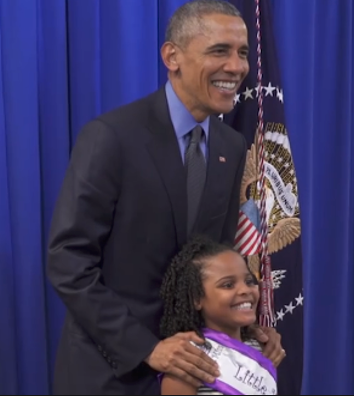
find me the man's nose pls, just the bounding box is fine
[224,52,248,74]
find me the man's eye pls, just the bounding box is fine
[239,50,249,58]
[214,49,227,55]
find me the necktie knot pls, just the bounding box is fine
[190,125,203,145]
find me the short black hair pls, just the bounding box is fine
[160,235,238,339]
[165,0,242,48]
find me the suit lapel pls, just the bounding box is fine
[146,88,187,247]
[145,89,231,244]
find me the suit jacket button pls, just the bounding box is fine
[103,351,107,358]
[107,357,112,364]
[112,362,117,369]
[98,345,103,352]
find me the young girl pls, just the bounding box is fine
[159,235,277,395]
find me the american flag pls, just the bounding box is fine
[224,1,304,394]
[234,210,261,256]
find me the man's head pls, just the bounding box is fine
[161,0,250,121]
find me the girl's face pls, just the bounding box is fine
[196,250,259,339]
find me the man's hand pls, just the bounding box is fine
[248,324,286,367]
[145,332,220,388]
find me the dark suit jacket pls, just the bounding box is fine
[47,87,247,395]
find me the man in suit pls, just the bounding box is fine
[47,1,285,395]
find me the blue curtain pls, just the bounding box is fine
[0,0,352,394]
[272,1,354,394]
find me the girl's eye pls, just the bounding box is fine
[246,276,259,286]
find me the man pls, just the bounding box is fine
[47,1,285,394]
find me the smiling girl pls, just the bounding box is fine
[159,235,277,395]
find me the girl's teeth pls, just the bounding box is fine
[233,302,252,310]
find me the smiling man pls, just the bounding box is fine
[161,5,249,121]
[47,1,284,395]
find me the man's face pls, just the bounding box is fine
[172,14,249,119]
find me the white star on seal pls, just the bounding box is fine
[295,293,304,306]
[277,309,285,321]
[276,88,284,103]
[242,87,254,100]
[264,82,276,96]
[285,302,295,314]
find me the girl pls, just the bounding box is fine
[159,235,277,395]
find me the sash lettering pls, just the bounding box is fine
[196,329,277,395]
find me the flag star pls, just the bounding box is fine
[277,309,285,321]
[295,293,304,306]
[263,82,276,96]
[285,302,295,314]
[234,93,241,104]
[254,84,262,97]
[276,88,284,103]
[243,87,254,100]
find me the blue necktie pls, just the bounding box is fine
[185,125,206,236]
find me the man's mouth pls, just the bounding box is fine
[212,80,238,91]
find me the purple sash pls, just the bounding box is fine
[197,328,277,395]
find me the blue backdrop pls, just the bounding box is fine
[0,0,353,394]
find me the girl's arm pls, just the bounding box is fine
[161,374,198,395]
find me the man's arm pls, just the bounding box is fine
[248,326,286,367]
[47,119,159,377]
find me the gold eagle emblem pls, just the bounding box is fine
[240,137,301,276]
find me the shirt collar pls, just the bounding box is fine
[165,80,210,140]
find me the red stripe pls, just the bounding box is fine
[234,220,251,245]
[240,229,258,254]
[244,233,262,256]
[236,222,253,245]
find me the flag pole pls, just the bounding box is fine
[255,0,276,327]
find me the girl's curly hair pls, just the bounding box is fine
[160,235,237,339]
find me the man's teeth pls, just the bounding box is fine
[212,81,236,90]
[233,302,252,310]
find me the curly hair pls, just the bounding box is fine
[160,235,236,339]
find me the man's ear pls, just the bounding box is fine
[160,42,180,72]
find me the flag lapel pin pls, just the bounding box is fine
[219,156,226,163]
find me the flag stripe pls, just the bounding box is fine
[234,210,262,256]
